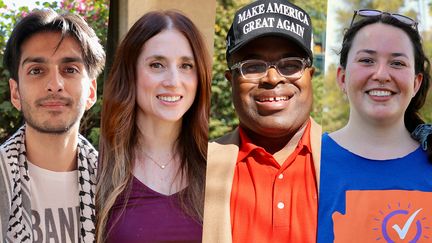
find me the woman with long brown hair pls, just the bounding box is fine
[95,10,211,242]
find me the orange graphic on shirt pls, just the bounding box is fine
[333,190,432,243]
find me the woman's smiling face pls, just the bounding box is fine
[338,23,422,124]
[135,29,198,125]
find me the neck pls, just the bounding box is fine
[134,118,185,195]
[24,124,79,172]
[137,118,181,154]
[331,113,419,159]
[242,121,308,165]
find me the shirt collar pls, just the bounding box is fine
[237,118,312,162]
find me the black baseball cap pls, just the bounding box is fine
[226,0,313,62]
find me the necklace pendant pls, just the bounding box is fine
[161,165,166,169]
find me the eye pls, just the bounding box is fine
[64,67,79,74]
[358,57,375,65]
[150,62,165,69]
[180,63,194,70]
[242,61,266,74]
[390,60,407,68]
[28,68,43,75]
[278,59,303,75]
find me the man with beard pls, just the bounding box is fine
[203,0,321,242]
[0,9,105,242]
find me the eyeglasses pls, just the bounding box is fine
[350,9,418,30]
[230,57,311,81]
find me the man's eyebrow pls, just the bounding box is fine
[21,56,84,68]
[21,57,46,67]
[281,52,306,58]
[241,54,261,61]
[240,52,305,61]
[61,57,84,64]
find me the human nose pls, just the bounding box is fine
[162,67,180,87]
[260,66,285,87]
[371,62,391,83]
[46,70,64,92]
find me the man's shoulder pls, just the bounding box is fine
[210,127,240,146]
[77,134,98,153]
[78,134,96,150]
[0,126,26,157]
[309,117,322,146]
[310,117,322,134]
[77,134,98,169]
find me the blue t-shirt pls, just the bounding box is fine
[318,133,432,243]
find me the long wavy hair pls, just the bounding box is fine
[339,14,432,162]
[96,10,211,242]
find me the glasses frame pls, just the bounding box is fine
[230,57,312,81]
[350,9,418,30]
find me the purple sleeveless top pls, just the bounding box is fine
[105,177,202,242]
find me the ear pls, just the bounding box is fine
[413,73,423,97]
[307,66,315,77]
[336,66,347,93]
[9,79,21,111]
[225,70,233,85]
[85,78,97,110]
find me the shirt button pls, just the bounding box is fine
[277,202,285,209]
[278,174,283,179]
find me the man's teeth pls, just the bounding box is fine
[157,96,181,102]
[258,96,289,102]
[368,90,392,97]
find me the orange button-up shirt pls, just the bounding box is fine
[230,120,317,243]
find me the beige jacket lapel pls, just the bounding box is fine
[310,118,322,192]
[203,129,239,243]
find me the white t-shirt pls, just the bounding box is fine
[28,162,80,243]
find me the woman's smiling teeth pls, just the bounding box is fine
[157,95,182,102]
[258,96,289,102]
[367,90,392,97]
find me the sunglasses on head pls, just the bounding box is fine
[350,9,418,30]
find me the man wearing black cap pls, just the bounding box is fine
[203,0,321,242]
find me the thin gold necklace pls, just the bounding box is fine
[141,150,173,169]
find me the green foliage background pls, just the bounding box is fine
[0,0,109,146]
[210,0,327,139]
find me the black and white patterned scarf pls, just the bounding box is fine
[1,126,98,242]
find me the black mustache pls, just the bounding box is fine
[35,95,73,106]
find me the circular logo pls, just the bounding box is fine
[381,209,422,242]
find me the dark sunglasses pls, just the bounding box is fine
[350,9,418,30]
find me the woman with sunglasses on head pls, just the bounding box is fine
[95,10,211,242]
[318,9,432,242]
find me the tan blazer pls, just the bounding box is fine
[202,118,322,242]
